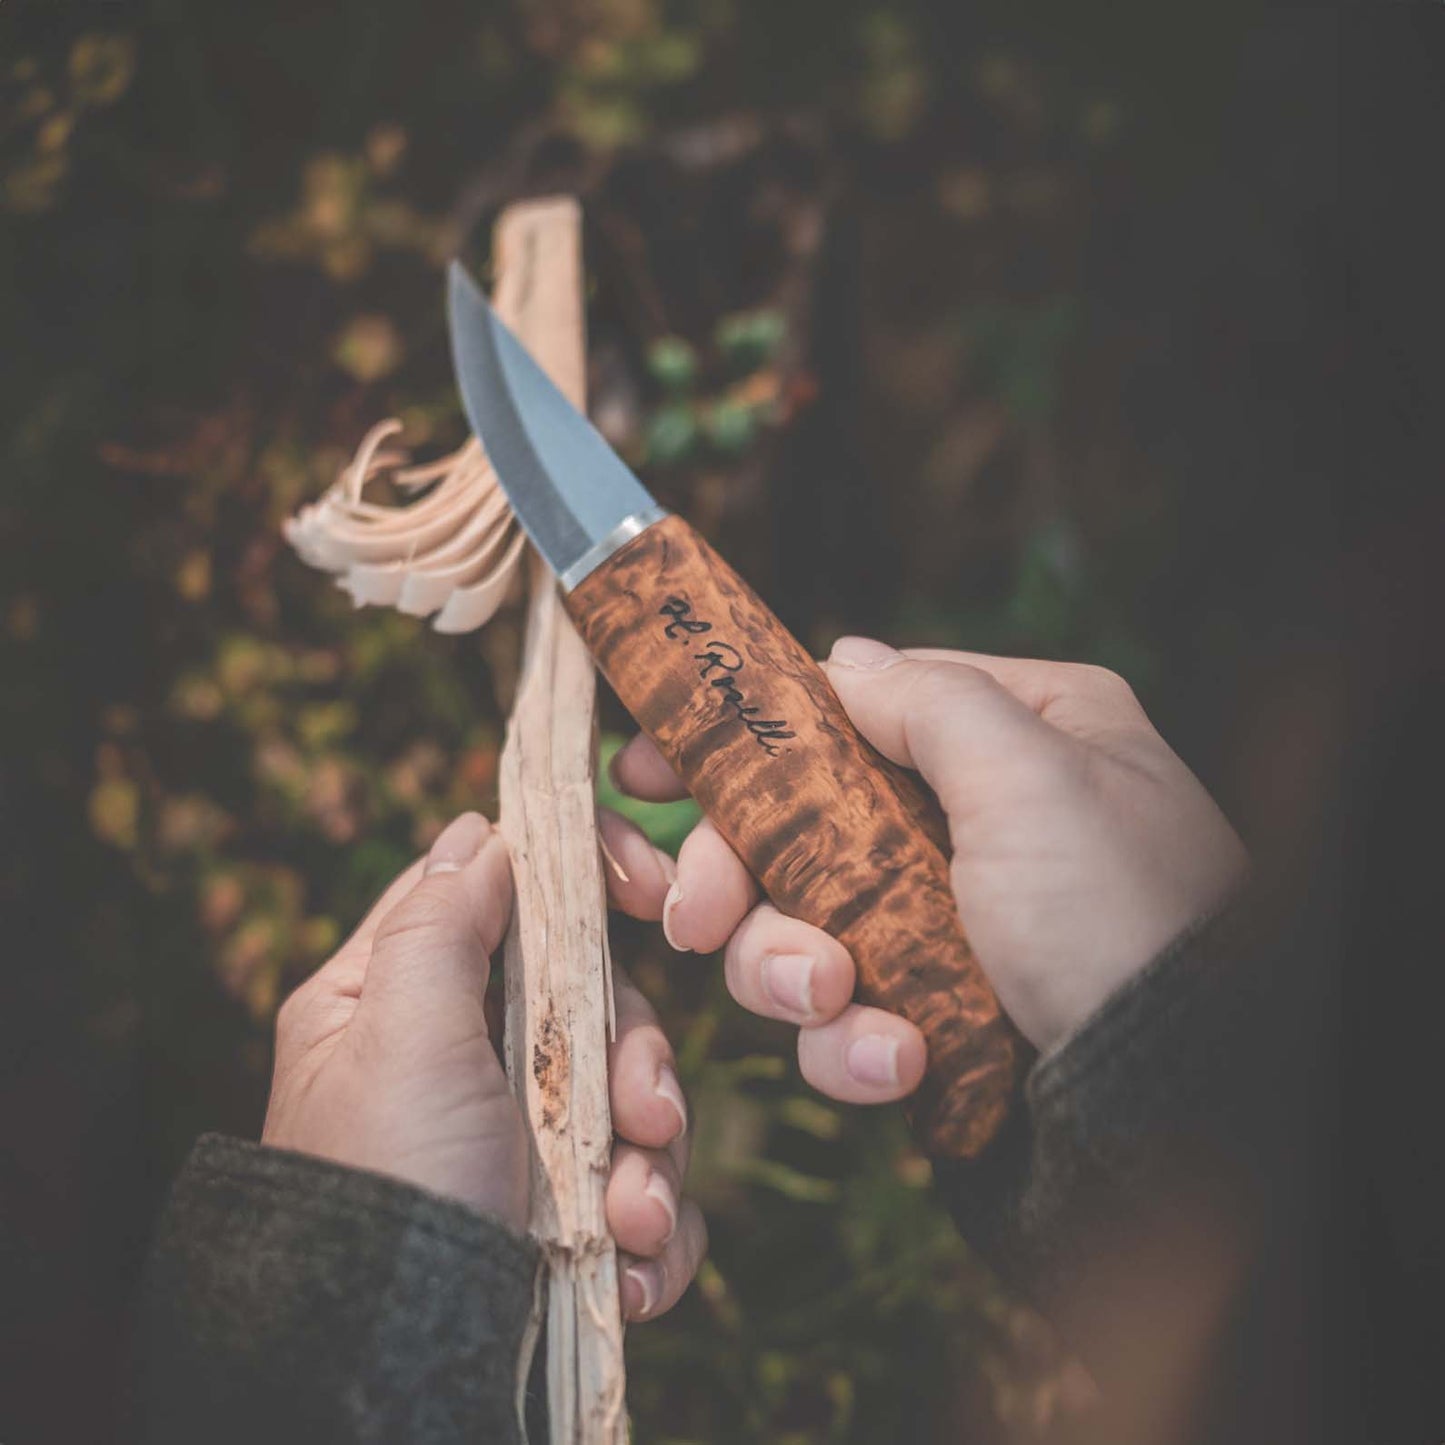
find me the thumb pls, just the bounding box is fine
[356,811,513,1043]
[824,636,1061,824]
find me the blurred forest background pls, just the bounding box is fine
[2,3,1435,1442]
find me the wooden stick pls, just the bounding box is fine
[492,199,628,1443]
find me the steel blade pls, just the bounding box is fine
[446,261,663,587]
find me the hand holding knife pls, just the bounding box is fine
[448,262,1026,1158]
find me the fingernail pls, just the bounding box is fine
[600,834,630,885]
[761,953,815,1018]
[846,1034,900,1088]
[625,1261,664,1319]
[661,881,691,952]
[424,812,490,875]
[643,1171,678,1243]
[654,1064,688,1138]
[657,850,678,886]
[828,636,901,671]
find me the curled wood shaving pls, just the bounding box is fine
[284,419,527,634]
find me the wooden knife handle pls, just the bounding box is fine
[565,514,1027,1158]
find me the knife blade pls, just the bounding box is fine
[447,260,1025,1158]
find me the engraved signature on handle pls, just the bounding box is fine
[659,596,796,756]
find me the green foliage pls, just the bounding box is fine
[647,335,699,393]
[645,401,700,466]
[714,309,787,373]
[598,733,701,855]
[639,310,790,469]
[701,398,756,456]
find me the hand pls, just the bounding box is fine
[600,640,1249,1102]
[262,812,706,1322]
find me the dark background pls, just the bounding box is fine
[2,4,1440,1440]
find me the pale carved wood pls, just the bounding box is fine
[493,198,628,1444]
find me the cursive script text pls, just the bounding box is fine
[659,596,795,756]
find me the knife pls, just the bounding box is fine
[447,261,1025,1159]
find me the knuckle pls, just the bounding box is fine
[1069,662,1137,703]
[795,1030,830,1089]
[907,659,996,717]
[613,974,660,1033]
[611,1138,644,1176]
[370,882,459,951]
[998,729,1090,804]
[667,1126,692,1178]
[722,910,762,975]
[907,660,962,705]
[722,950,749,1008]
[274,980,313,1041]
[812,946,855,1012]
[654,1147,684,1195]
[684,1201,709,1263]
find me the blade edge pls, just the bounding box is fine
[447,262,661,584]
[448,262,590,575]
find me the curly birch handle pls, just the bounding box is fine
[567,516,1027,1159]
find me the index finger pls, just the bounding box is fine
[895,648,1147,728]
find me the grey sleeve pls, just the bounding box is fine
[139,1134,543,1445]
[935,903,1277,1318]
